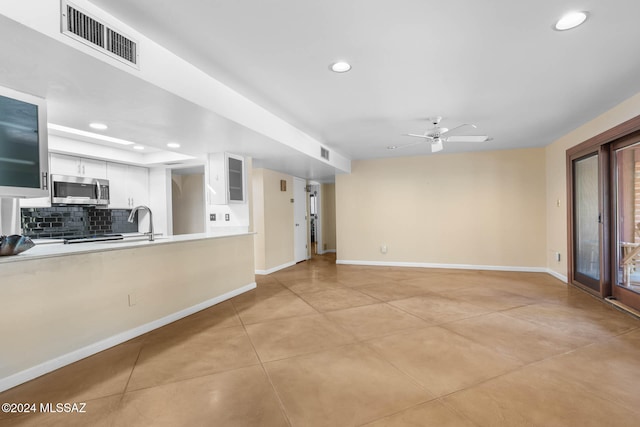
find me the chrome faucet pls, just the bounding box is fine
[128,205,154,241]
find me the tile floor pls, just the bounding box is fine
[1,254,640,426]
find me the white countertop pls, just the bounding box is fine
[0,231,255,263]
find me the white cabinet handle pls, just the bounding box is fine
[77,164,81,174]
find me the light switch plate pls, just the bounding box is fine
[210,214,216,221]
[225,213,230,221]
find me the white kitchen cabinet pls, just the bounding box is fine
[206,152,245,205]
[50,153,107,179]
[106,162,149,209]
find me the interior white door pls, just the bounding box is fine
[293,177,308,263]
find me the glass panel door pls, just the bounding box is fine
[613,142,640,310]
[573,153,601,291]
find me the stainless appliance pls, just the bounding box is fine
[51,174,110,206]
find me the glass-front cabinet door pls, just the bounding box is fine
[613,141,640,310]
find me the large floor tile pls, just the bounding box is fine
[502,302,638,343]
[146,301,241,339]
[356,281,429,301]
[232,293,317,324]
[265,343,432,427]
[335,271,390,287]
[532,328,640,415]
[298,287,379,312]
[401,274,486,294]
[324,303,429,340]
[0,395,121,427]
[446,286,538,310]
[444,363,640,427]
[115,366,289,426]
[367,326,522,397]
[389,294,491,325]
[442,312,589,363]
[127,325,259,390]
[363,400,477,427]
[279,277,346,294]
[231,281,294,305]
[245,314,356,362]
[0,340,141,411]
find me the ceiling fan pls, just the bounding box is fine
[389,116,490,153]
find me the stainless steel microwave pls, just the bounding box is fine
[51,174,110,206]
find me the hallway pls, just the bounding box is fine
[1,254,639,426]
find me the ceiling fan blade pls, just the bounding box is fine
[389,139,426,150]
[444,135,489,143]
[441,123,476,136]
[404,133,433,139]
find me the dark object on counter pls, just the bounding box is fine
[63,234,124,244]
[0,235,35,256]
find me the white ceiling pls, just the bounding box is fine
[3,1,640,180]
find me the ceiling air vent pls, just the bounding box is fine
[61,1,139,69]
[321,147,330,161]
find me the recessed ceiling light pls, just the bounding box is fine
[133,145,144,150]
[47,123,134,145]
[330,61,351,73]
[554,11,588,31]
[89,122,108,130]
[167,142,181,148]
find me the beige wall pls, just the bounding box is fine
[0,235,255,388]
[545,92,640,279]
[336,148,546,268]
[321,183,336,252]
[252,168,294,272]
[171,173,205,235]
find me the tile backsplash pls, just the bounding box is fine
[21,206,138,239]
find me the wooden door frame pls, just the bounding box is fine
[567,147,609,297]
[567,114,640,299]
[609,130,640,309]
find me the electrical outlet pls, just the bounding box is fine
[210,213,216,221]
[225,213,230,221]
[556,252,561,262]
[381,244,387,254]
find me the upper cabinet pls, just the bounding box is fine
[206,153,246,205]
[50,153,107,179]
[106,162,149,209]
[0,85,49,199]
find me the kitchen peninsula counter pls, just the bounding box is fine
[0,231,256,392]
[0,230,254,263]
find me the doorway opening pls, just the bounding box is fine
[309,183,321,257]
[171,166,205,235]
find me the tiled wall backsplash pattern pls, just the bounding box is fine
[21,206,138,238]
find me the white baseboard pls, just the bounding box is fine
[316,249,336,255]
[255,261,295,275]
[336,259,545,272]
[336,259,569,283]
[0,282,256,393]
[545,269,568,283]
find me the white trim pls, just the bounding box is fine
[255,261,296,275]
[336,259,547,273]
[0,282,256,393]
[336,259,570,283]
[545,268,568,283]
[322,249,337,254]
